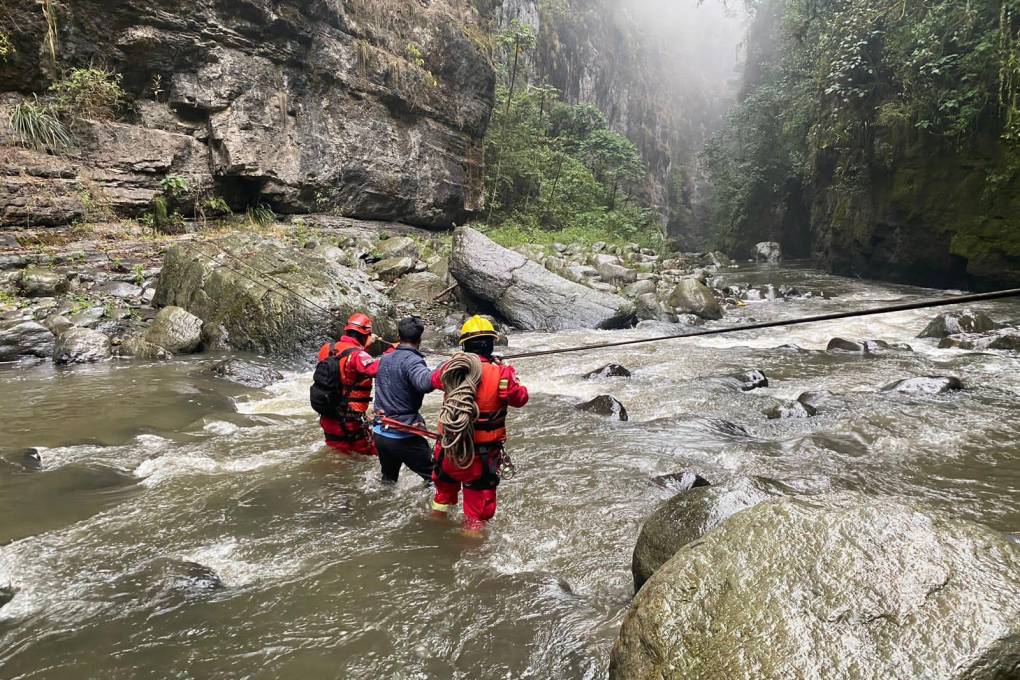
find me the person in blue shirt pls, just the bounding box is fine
[372,316,437,484]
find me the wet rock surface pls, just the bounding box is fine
[53,328,112,364]
[763,399,817,419]
[667,279,723,320]
[631,476,792,591]
[919,310,1000,338]
[208,359,284,389]
[144,306,204,355]
[651,471,712,493]
[753,241,782,264]
[0,319,54,361]
[575,395,629,421]
[614,493,1020,680]
[882,376,964,395]
[940,329,1020,351]
[583,363,632,379]
[450,227,636,331]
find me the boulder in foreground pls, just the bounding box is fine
[613,493,1020,680]
[450,227,635,331]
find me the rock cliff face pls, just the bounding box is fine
[0,0,494,228]
[480,0,742,242]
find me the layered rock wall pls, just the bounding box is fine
[0,0,495,228]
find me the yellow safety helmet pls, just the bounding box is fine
[459,315,498,344]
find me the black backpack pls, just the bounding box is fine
[310,347,356,418]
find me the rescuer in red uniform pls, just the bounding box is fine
[315,313,383,455]
[430,316,529,528]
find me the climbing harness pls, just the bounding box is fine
[437,352,484,469]
[502,287,1020,360]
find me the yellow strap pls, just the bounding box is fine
[432,501,452,512]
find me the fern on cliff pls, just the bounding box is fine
[8,97,72,153]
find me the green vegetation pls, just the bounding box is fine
[0,31,13,62]
[8,97,72,152]
[160,175,190,199]
[480,21,660,249]
[50,67,125,121]
[246,203,276,227]
[704,0,1020,255]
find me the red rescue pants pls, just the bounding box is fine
[432,446,500,526]
[320,416,376,456]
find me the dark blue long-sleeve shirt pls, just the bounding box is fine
[371,344,436,439]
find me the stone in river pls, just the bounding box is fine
[583,363,632,379]
[882,376,963,395]
[53,327,112,364]
[575,395,629,421]
[918,310,999,339]
[208,359,284,388]
[763,399,816,419]
[651,470,711,493]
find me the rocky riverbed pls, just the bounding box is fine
[3,227,1020,678]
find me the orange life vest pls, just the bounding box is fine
[473,362,509,445]
[321,342,373,416]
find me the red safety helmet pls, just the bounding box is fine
[344,312,373,335]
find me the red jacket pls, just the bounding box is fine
[318,335,382,379]
[430,355,529,407]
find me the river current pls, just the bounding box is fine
[2,263,1019,679]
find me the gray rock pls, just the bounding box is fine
[707,251,731,267]
[634,292,677,323]
[375,236,420,261]
[450,227,635,331]
[667,279,723,320]
[372,256,416,282]
[598,262,638,284]
[882,376,963,395]
[70,307,106,328]
[918,310,999,338]
[98,281,143,299]
[797,390,840,411]
[753,241,782,264]
[632,476,792,591]
[622,279,657,298]
[940,329,1020,351]
[575,395,629,421]
[43,314,73,336]
[390,271,447,302]
[208,359,284,388]
[53,328,112,364]
[0,585,13,609]
[144,306,204,354]
[583,364,632,379]
[154,236,394,355]
[763,399,816,419]
[731,369,768,391]
[119,336,173,361]
[613,493,1020,680]
[0,319,55,360]
[827,337,868,352]
[18,268,69,297]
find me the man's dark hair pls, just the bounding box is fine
[398,316,425,344]
[463,336,495,358]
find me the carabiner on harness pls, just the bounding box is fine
[497,449,517,480]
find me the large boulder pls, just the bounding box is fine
[918,310,999,339]
[144,306,205,354]
[667,279,723,320]
[0,319,55,360]
[753,241,782,264]
[375,236,420,261]
[631,476,791,591]
[53,328,112,364]
[372,256,416,282]
[575,395,629,421]
[154,236,394,355]
[450,227,635,331]
[613,493,1020,680]
[390,272,447,302]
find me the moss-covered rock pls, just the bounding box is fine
[613,493,1020,680]
[154,236,395,355]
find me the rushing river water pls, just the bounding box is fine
[2,263,1020,679]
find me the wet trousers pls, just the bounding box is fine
[432,446,501,525]
[320,416,376,456]
[373,434,434,483]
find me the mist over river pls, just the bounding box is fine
[2,263,1020,679]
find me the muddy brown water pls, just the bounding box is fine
[2,263,1020,679]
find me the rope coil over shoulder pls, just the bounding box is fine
[438,352,483,469]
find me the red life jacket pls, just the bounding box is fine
[320,342,373,416]
[473,362,509,445]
